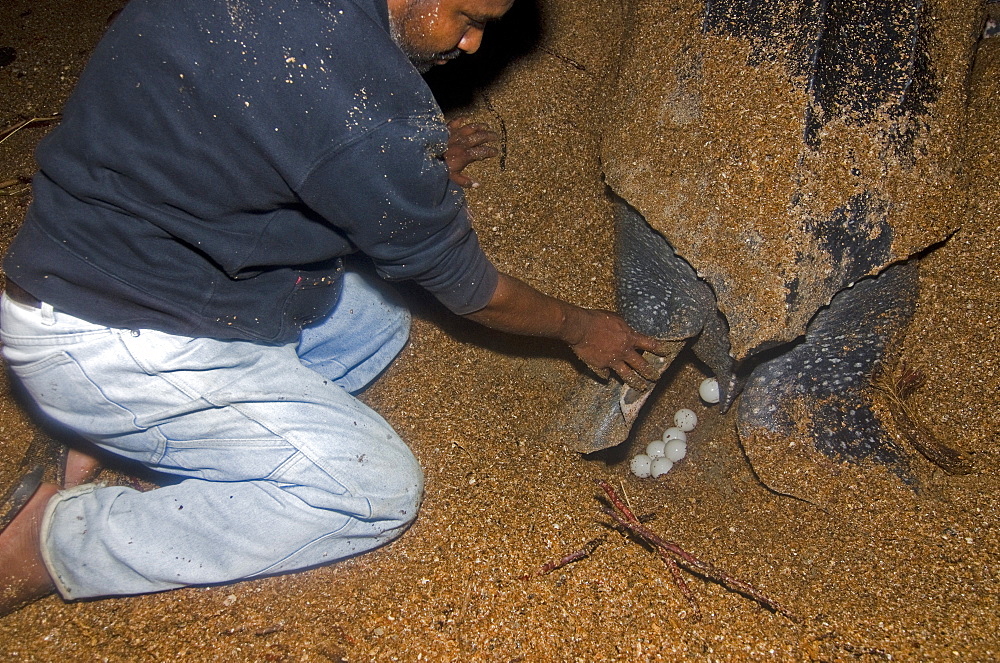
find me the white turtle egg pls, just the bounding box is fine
[674,408,698,432]
[662,427,688,443]
[664,438,687,462]
[630,454,652,478]
[651,457,674,478]
[699,377,720,404]
[646,440,667,459]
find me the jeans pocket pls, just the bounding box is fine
[8,350,141,441]
[155,421,297,482]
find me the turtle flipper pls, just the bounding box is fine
[614,196,713,341]
[615,196,753,411]
[552,346,684,454]
[552,196,716,454]
[737,260,920,499]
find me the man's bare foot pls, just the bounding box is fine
[0,482,58,616]
[63,447,102,489]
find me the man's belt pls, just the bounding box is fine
[4,281,42,308]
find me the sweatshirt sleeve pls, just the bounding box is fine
[296,115,498,314]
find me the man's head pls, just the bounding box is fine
[388,0,514,73]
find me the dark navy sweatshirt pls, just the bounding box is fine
[4,0,499,342]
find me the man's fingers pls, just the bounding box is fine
[590,365,611,381]
[612,361,651,392]
[449,173,473,188]
[446,144,497,167]
[629,351,663,382]
[635,334,681,356]
[449,119,490,133]
[447,117,493,137]
[445,144,499,181]
[464,144,499,161]
[453,129,499,148]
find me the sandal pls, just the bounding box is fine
[0,431,66,534]
[0,466,44,535]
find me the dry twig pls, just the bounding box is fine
[521,536,605,580]
[0,177,31,196]
[1,114,61,196]
[875,363,974,474]
[0,114,61,146]
[596,480,797,622]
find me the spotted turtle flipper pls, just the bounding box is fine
[737,260,921,500]
[614,197,744,411]
[550,197,703,454]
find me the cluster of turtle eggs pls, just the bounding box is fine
[629,377,720,479]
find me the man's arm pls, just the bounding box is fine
[463,272,668,389]
[442,121,663,383]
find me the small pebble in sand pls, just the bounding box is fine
[630,453,652,478]
[699,377,720,404]
[662,426,687,443]
[674,408,698,432]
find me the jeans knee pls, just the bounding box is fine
[368,442,423,528]
[392,312,411,356]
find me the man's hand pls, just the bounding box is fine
[463,273,670,390]
[444,117,499,188]
[561,307,670,389]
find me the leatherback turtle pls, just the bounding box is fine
[555,0,982,494]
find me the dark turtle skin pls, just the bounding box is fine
[554,0,984,490]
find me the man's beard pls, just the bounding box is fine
[410,47,462,73]
[389,2,463,73]
[411,47,462,73]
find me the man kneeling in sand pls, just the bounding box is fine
[0,0,664,614]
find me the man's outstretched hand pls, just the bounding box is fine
[463,273,672,390]
[444,117,499,188]
[560,307,671,389]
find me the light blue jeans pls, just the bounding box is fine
[0,269,422,600]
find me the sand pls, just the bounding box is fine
[1,0,999,660]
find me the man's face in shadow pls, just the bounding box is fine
[388,0,514,73]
